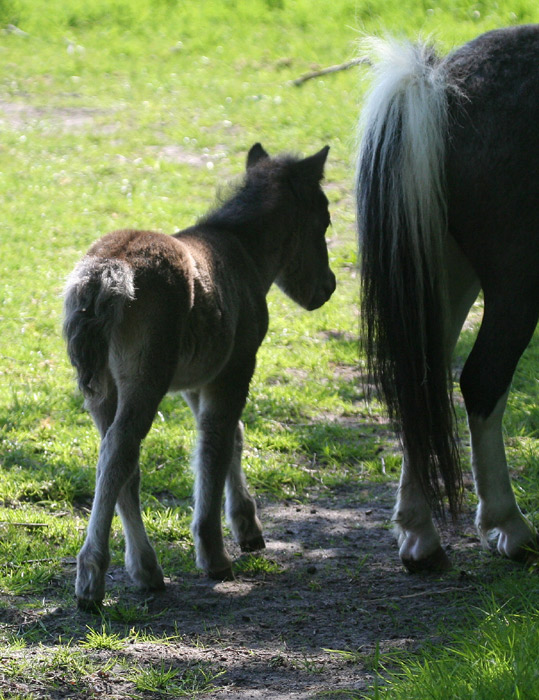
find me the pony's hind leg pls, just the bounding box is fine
[394,458,451,571]
[225,421,265,552]
[461,294,539,561]
[396,238,480,571]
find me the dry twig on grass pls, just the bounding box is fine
[293,57,370,86]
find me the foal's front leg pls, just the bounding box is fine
[186,379,255,580]
[191,418,236,579]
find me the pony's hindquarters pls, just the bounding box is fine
[444,26,539,560]
[357,27,539,569]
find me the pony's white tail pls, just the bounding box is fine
[357,38,462,516]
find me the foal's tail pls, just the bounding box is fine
[356,38,462,517]
[63,257,135,396]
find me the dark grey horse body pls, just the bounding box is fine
[357,26,538,569]
[64,144,335,609]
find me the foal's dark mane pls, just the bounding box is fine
[199,154,301,234]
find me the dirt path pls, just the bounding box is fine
[3,479,494,699]
[142,485,483,698]
[1,479,491,699]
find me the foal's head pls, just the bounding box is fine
[247,143,336,311]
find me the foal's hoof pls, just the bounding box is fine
[240,535,266,553]
[208,566,235,581]
[132,568,166,592]
[148,577,167,592]
[511,535,539,565]
[77,597,104,614]
[402,546,452,574]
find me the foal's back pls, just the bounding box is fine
[85,225,268,392]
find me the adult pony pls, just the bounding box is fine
[64,143,335,609]
[357,25,538,570]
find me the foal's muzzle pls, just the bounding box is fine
[307,269,336,310]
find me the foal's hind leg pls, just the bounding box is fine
[225,421,265,552]
[461,294,538,561]
[77,385,166,609]
[116,464,165,591]
[396,238,480,571]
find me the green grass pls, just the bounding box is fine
[1,1,539,698]
[366,585,539,700]
[130,661,222,696]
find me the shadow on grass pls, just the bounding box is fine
[0,474,521,644]
[1,468,534,699]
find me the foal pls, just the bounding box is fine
[357,26,538,570]
[64,143,335,609]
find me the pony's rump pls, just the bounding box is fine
[356,37,461,515]
[63,256,135,395]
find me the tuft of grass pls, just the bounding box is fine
[130,661,223,696]
[80,624,127,650]
[234,553,284,576]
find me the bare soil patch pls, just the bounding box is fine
[0,100,117,132]
[1,477,504,699]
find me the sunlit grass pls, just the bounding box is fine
[366,592,539,700]
[130,661,223,697]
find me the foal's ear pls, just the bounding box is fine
[292,145,330,181]
[247,143,270,170]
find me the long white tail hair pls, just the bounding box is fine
[356,37,462,515]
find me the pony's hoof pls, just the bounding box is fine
[208,566,235,581]
[77,597,103,614]
[240,535,266,553]
[402,546,452,573]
